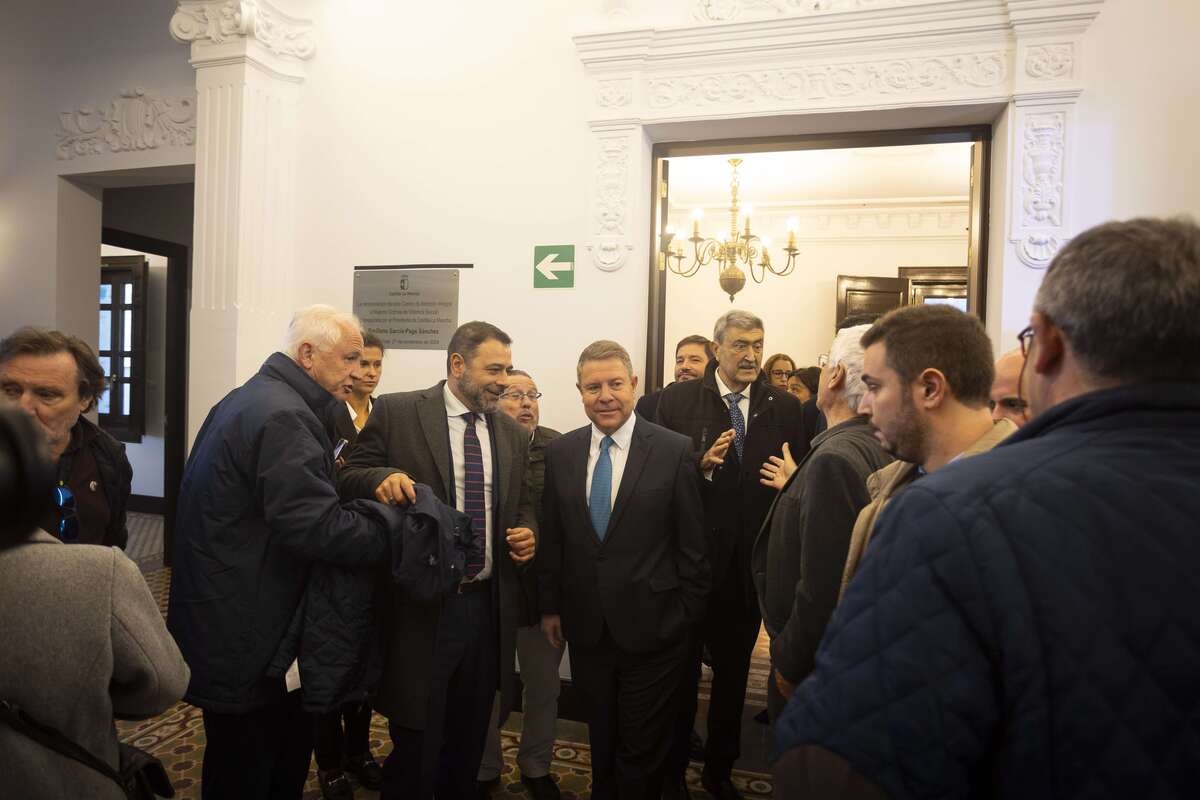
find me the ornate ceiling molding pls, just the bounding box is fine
[692,0,922,24]
[170,0,315,61]
[57,88,196,160]
[645,52,1008,110]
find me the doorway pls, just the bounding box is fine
[100,226,189,567]
[645,126,990,389]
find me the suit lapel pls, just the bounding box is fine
[569,428,593,531]
[417,383,453,500]
[486,411,505,522]
[603,422,652,542]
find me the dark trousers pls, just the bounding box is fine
[572,626,689,800]
[380,585,497,800]
[314,700,373,770]
[667,565,762,781]
[201,691,313,800]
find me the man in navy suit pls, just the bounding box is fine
[538,340,710,800]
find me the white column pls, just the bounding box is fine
[170,0,314,445]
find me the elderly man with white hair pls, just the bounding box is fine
[167,304,390,800]
[750,322,894,721]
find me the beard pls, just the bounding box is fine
[881,393,929,464]
[459,371,501,413]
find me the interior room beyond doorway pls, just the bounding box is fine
[657,138,978,383]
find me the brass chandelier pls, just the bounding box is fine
[660,158,800,302]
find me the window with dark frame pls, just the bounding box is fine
[99,255,148,443]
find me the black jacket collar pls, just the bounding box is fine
[261,352,340,420]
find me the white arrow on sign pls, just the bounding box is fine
[535,253,573,281]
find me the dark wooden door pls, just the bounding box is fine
[836,275,910,326]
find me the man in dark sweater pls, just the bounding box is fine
[751,322,892,721]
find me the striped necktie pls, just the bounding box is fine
[461,412,486,578]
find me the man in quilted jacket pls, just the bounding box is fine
[774,216,1200,799]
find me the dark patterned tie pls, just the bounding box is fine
[725,392,746,461]
[461,412,486,578]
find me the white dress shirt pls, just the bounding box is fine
[714,370,751,434]
[585,412,637,510]
[345,398,373,433]
[444,384,494,580]
[706,371,752,480]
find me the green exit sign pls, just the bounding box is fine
[533,245,575,288]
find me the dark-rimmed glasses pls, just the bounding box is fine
[1018,325,1035,357]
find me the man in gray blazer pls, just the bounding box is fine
[339,321,536,800]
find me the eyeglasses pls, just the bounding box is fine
[1018,325,1035,357]
[54,484,78,543]
[989,397,1029,413]
[768,369,790,379]
[817,353,830,368]
[499,391,543,402]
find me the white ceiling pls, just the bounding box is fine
[667,142,974,208]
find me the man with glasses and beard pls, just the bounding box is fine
[656,310,807,800]
[339,321,537,800]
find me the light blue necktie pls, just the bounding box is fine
[725,392,746,461]
[589,435,614,540]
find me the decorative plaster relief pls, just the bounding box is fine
[57,88,196,160]
[170,0,315,59]
[591,134,634,271]
[693,0,912,23]
[1021,111,1064,228]
[597,79,633,108]
[1025,43,1074,80]
[646,53,1007,109]
[1013,110,1067,269]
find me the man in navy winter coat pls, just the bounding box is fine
[774,217,1200,799]
[168,305,389,800]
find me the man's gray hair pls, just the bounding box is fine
[829,323,872,412]
[1034,217,1200,383]
[284,305,362,359]
[712,310,765,344]
[576,340,633,382]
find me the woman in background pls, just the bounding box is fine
[760,353,796,390]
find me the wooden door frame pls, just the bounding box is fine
[645,124,991,390]
[102,227,189,565]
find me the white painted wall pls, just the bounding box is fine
[986,0,1200,351]
[289,0,620,434]
[0,0,194,351]
[101,245,167,498]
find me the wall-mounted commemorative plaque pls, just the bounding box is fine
[352,265,465,350]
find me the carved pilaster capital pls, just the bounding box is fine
[171,0,315,61]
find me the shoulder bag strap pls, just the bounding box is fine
[0,699,128,792]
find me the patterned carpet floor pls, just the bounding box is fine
[121,523,775,798]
